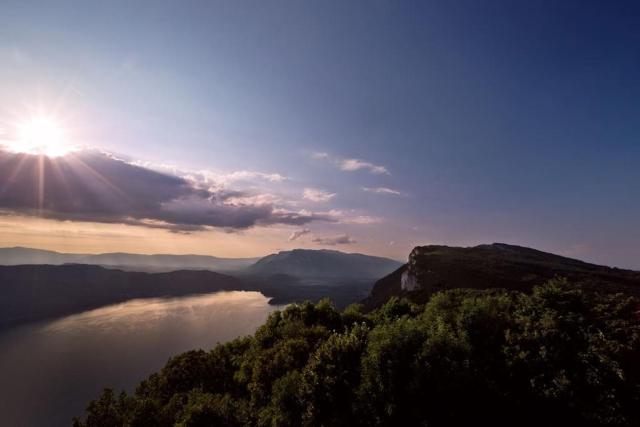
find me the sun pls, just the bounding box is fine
[5,116,76,157]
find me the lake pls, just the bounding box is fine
[0,291,281,427]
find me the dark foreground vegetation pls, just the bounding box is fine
[366,243,640,309]
[75,279,639,427]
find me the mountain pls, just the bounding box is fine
[0,264,246,326]
[0,247,258,272]
[365,243,640,308]
[0,247,401,279]
[246,249,403,279]
[0,248,402,326]
[0,247,85,265]
[80,252,259,272]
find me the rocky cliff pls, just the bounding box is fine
[364,243,640,308]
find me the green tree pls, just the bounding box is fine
[300,324,369,426]
[74,282,640,427]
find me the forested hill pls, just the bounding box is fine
[0,265,244,326]
[74,279,640,426]
[246,249,402,279]
[365,243,640,308]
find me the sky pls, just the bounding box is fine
[0,0,639,267]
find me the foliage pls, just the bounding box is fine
[74,281,640,427]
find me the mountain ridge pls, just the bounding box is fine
[0,247,259,272]
[0,247,401,276]
[246,248,403,279]
[0,248,405,325]
[364,242,640,308]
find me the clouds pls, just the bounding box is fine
[363,187,403,196]
[341,215,382,224]
[291,209,381,225]
[312,152,389,175]
[287,228,356,245]
[339,158,388,175]
[0,149,334,231]
[303,188,336,203]
[0,144,396,250]
[288,228,310,242]
[312,234,356,245]
[208,170,287,184]
[311,152,330,160]
[130,161,288,188]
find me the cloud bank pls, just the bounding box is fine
[312,234,356,245]
[286,228,357,246]
[0,149,335,231]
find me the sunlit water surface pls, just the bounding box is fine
[0,291,281,427]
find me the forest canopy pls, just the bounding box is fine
[74,279,640,427]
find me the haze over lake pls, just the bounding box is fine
[0,291,280,427]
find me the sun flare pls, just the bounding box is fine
[5,116,76,157]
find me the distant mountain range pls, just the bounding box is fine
[0,247,259,272]
[364,243,640,308]
[245,249,403,279]
[0,247,403,325]
[0,247,402,278]
[10,243,635,325]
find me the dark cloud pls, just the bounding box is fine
[288,228,311,242]
[311,234,356,245]
[0,149,333,231]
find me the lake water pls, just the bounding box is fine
[0,291,281,427]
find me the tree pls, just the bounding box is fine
[74,282,640,427]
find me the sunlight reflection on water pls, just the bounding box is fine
[43,291,273,334]
[0,291,282,427]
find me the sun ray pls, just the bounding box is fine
[66,154,135,207]
[48,156,74,203]
[0,151,30,195]
[37,154,45,214]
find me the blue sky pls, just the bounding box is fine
[0,1,639,267]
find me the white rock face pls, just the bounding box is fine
[401,269,419,291]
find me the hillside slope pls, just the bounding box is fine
[365,243,640,308]
[0,265,245,325]
[75,281,640,427]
